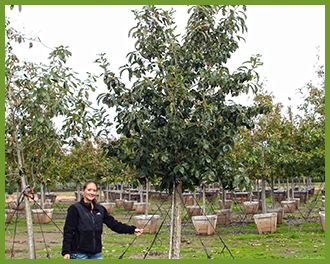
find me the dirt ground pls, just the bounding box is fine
[5,193,75,259]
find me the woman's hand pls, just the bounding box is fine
[63,254,70,259]
[134,228,143,237]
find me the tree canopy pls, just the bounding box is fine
[97,5,270,192]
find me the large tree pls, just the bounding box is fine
[97,5,267,258]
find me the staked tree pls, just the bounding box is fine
[237,87,284,213]
[280,58,325,186]
[97,5,268,258]
[5,8,111,258]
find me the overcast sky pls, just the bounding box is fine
[6,5,325,137]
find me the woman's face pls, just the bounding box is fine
[83,183,97,203]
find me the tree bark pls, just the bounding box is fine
[21,175,36,259]
[271,174,276,210]
[172,180,182,259]
[291,177,295,199]
[286,178,290,200]
[202,184,206,216]
[261,176,267,214]
[40,181,45,209]
[16,143,36,258]
[99,182,102,202]
[145,179,149,217]
[168,181,175,259]
[120,182,123,200]
[222,182,226,209]
[76,182,81,201]
[193,189,197,206]
[139,184,143,202]
[106,178,109,203]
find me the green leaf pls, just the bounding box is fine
[37,116,44,123]
[73,140,81,148]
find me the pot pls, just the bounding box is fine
[218,200,233,209]
[243,201,259,214]
[31,209,54,224]
[214,209,233,226]
[281,200,296,213]
[267,207,284,224]
[253,213,277,234]
[100,202,116,214]
[123,200,135,211]
[134,202,150,214]
[114,199,126,208]
[5,209,15,223]
[186,206,202,218]
[133,215,160,234]
[192,215,217,235]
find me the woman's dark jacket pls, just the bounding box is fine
[62,199,136,256]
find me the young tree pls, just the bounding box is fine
[238,88,284,213]
[294,60,325,181]
[97,5,267,258]
[5,9,110,258]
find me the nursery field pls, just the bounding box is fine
[5,189,325,259]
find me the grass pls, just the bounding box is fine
[5,191,325,259]
[96,222,324,259]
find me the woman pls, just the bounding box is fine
[62,180,143,259]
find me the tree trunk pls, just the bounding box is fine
[106,178,109,203]
[9,82,36,258]
[168,181,175,259]
[202,184,206,216]
[193,189,197,206]
[222,182,226,209]
[128,186,131,201]
[17,144,36,258]
[76,182,81,201]
[257,180,260,200]
[120,182,123,200]
[21,175,36,259]
[271,175,276,210]
[286,178,290,200]
[172,180,182,259]
[145,179,149,217]
[278,178,281,190]
[99,182,102,202]
[261,176,267,214]
[291,177,295,199]
[40,181,45,209]
[139,184,143,202]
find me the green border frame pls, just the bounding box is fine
[3,2,327,263]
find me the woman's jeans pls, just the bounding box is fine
[70,252,103,259]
